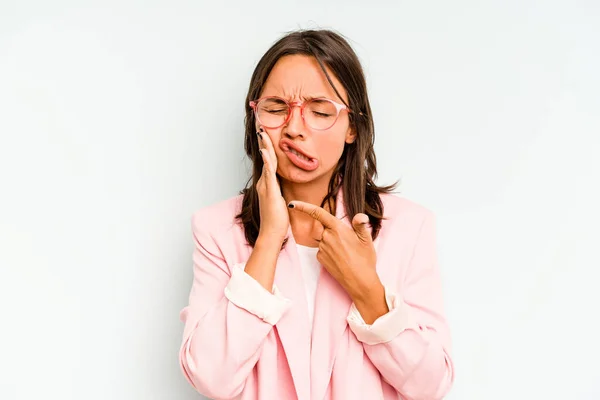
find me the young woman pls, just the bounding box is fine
[179,29,454,400]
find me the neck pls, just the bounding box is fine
[280,174,336,226]
[280,180,327,206]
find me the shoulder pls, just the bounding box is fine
[191,193,245,238]
[375,194,439,270]
[379,192,436,230]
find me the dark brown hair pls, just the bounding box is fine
[236,29,399,247]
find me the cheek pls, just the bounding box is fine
[316,135,346,164]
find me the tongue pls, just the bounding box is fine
[287,149,318,171]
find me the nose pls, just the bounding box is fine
[284,102,304,138]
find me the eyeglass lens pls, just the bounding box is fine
[256,98,339,130]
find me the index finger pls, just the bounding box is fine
[288,200,340,229]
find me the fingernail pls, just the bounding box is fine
[288,203,294,208]
[256,131,262,140]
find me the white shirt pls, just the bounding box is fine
[295,244,322,331]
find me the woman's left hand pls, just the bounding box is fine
[288,200,381,302]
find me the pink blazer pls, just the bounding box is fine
[179,187,454,400]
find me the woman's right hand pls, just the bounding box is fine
[256,126,289,244]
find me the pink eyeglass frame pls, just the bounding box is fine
[249,95,354,131]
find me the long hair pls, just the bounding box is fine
[236,29,399,247]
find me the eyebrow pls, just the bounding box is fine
[300,94,321,100]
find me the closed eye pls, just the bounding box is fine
[266,108,288,114]
[312,111,333,117]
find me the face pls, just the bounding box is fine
[257,54,356,185]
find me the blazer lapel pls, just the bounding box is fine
[275,184,381,400]
[309,265,352,400]
[309,187,378,400]
[274,227,311,400]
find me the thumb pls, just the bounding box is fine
[352,213,372,243]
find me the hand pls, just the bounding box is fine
[256,126,289,244]
[288,200,380,300]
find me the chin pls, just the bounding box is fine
[278,165,334,186]
[279,170,317,184]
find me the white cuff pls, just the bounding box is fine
[224,263,291,325]
[347,286,419,345]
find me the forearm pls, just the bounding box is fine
[181,250,291,399]
[243,235,284,291]
[362,328,453,400]
[180,295,277,399]
[347,290,453,399]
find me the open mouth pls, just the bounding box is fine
[288,148,312,162]
[279,140,319,171]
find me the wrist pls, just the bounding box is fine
[347,271,381,302]
[256,234,285,250]
[245,234,284,292]
[351,280,389,324]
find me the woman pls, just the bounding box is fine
[179,29,454,400]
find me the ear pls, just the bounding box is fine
[345,126,357,144]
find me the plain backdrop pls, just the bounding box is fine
[1,1,599,399]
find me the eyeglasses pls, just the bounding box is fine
[249,96,352,131]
